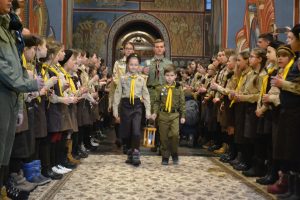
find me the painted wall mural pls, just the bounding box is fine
[74,0,139,10]
[73,12,126,59]
[151,13,203,56]
[141,0,204,12]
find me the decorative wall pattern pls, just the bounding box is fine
[151,13,203,56]
[74,0,139,10]
[73,12,126,60]
[141,0,204,12]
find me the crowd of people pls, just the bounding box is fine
[0,0,300,199]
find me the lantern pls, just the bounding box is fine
[143,126,157,148]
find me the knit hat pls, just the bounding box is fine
[291,24,300,40]
[277,45,296,58]
[59,50,73,66]
[268,40,285,50]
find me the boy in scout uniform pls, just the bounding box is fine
[144,39,172,152]
[152,65,186,165]
[0,1,44,197]
[113,53,151,166]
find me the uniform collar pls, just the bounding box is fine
[242,67,251,76]
[0,14,10,30]
[153,56,164,61]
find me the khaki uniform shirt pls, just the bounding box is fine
[145,57,173,87]
[113,72,151,117]
[153,82,186,118]
[113,57,126,84]
[238,68,263,103]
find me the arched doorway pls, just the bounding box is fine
[114,21,163,64]
[106,13,171,70]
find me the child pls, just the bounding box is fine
[152,64,186,165]
[113,53,151,166]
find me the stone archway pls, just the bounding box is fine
[106,13,171,69]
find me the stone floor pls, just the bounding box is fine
[29,130,275,200]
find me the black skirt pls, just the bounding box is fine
[273,106,300,162]
[244,103,259,139]
[69,104,78,132]
[257,110,272,135]
[234,103,246,144]
[77,100,92,127]
[11,104,35,158]
[32,98,47,138]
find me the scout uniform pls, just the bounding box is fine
[145,56,173,108]
[153,82,186,160]
[113,72,151,151]
[0,15,38,166]
[273,50,300,163]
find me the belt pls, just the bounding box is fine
[160,108,178,113]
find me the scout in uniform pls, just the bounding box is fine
[211,49,236,155]
[210,54,238,161]
[152,64,186,165]
[109,42,134,150]
[113,53,151,166]
[233,48,267,175]
[144,39,172,152]
[267,25,300,196]
[0,2,43,196]
[255,41,284,185]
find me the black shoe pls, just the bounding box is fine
[220,153,236,163]
[162,157,169,165]
[61,161,77,169]
[208,144,221,152]
[229,152,242,166]
[172,154,179,165]
[233,162,250,171]
[78,149,88,158]
[125,149,133,164]
[257,174,279,185]
[42,169,63,180]
[132,149,141,166]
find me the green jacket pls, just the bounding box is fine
[0,15,38,93]
[0,15,38,111]
[153,82,186,118]
[145,57,172,87]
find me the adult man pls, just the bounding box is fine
[0,0,43,196]
[144,39,172,152]
[257,33,274,49]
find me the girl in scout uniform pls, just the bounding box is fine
[267,25,300,197]
[9,35,51,186]
[113,53,151,166]
[44,40,75,175]
[255,41,284,185]
[233,48,267,175]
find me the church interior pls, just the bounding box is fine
[0,0,300,200]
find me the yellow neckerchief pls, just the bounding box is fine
[48,64,64,96]
[229,68,250,107]
[22,54,27,69]
[129,74,137,105]
[165,83,176,112]
[259,64,276,98]
[57,65,77,94]
[282,58,295,80]
[41,63,49,82]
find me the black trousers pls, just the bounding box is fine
[119,98,143,150]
